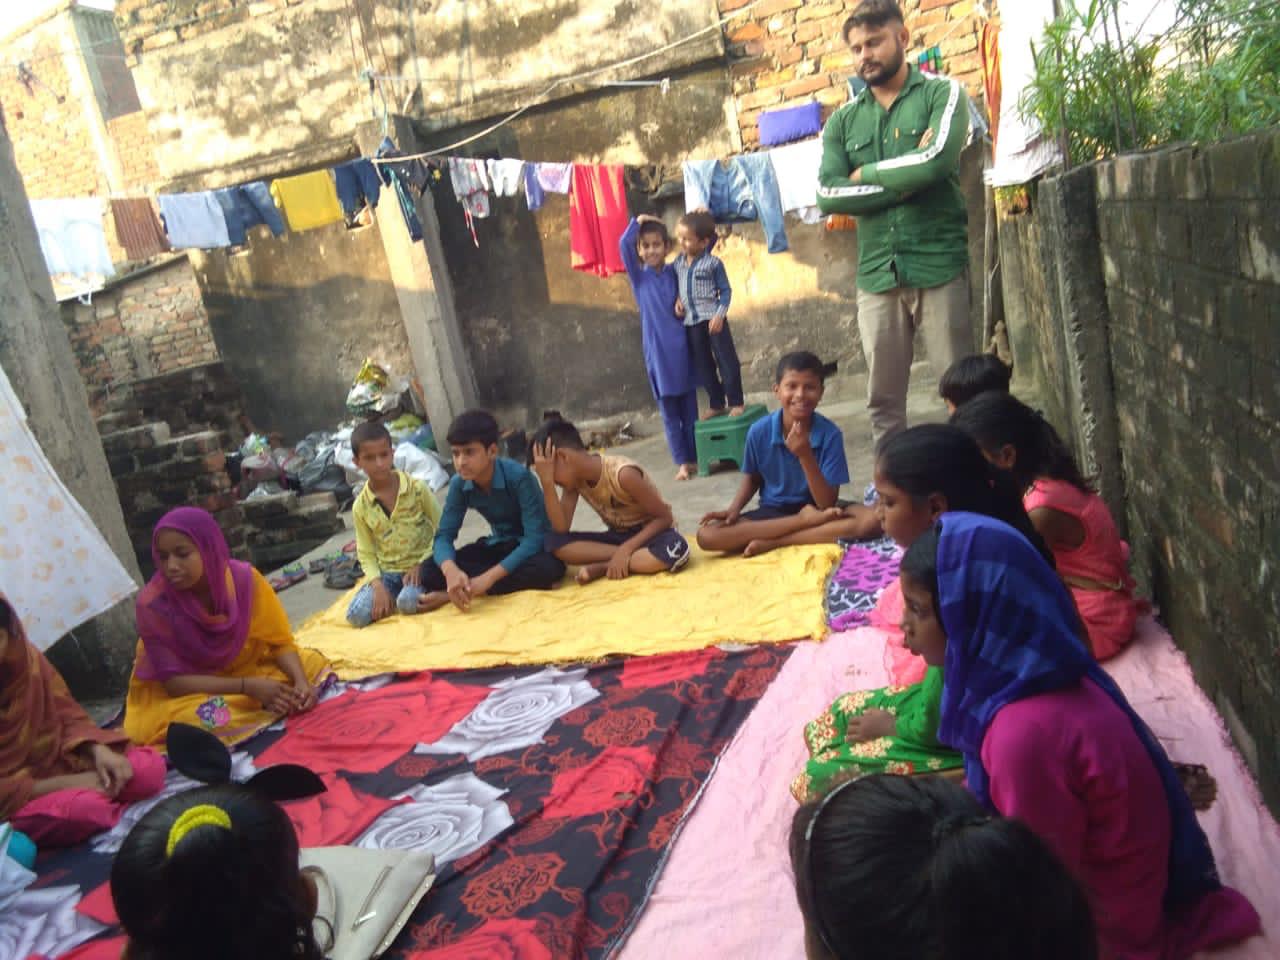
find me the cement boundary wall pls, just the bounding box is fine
[998,129,1280,813]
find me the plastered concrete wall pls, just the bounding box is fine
[420,67,868,427]
[998,130,1280,814]
[114,0,723,184]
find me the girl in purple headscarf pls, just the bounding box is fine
[123,508,331,747]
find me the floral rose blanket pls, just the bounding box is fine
[14,645,790,960]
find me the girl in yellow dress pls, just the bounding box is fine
[124,507,331,747]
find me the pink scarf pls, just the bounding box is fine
[134,507,255,681]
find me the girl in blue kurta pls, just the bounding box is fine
[619,215,699,480]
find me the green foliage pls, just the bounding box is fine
[1021,0,1280,165]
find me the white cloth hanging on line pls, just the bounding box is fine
[0,363,137,650]
[28,199,115,283]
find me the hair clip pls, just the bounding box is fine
[165,803,233,856]
[166,723,326,803]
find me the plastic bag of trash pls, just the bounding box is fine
[394,441,449,491]
[336,439,449,492]
[346,359,392,416]
[239,433,269,457]
[386,412,423,444]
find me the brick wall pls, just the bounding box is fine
[61,256,220,410]
[106,110,161,190]
[0,14,111,199]
[718,0,989,147]
[998,130,1280,814]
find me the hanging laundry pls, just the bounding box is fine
[213,182,286,246]
[682,156,789,254]
[485,158,525,198]
[0,363,137,651]
[448,158,492,217]
[110,198,169,260]
[767,138,826,225]
[523,163,545,211]
[29,199,115,280]
[569,163,628,278]
[374,138,425,242]
[158,192,231,249]
[332,159,383,218]
[449,158,492,248]
[269,170,344,232]
[535,162,574,194]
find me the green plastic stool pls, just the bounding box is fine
[695,403,768,476]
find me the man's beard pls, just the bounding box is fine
[862,44,905,87]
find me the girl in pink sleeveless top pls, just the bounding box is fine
[953,392,1140,660]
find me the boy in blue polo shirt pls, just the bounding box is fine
[412,409,566,612]
[697,351,849,554]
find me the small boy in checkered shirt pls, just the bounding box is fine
[673,210,745,419]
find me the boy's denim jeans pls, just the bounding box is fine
[346,572,425,627]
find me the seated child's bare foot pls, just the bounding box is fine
[575,564,608,586]
[729,405,746,416]
[675,463,696,481]
[1174,762,1218,812]
[742,539,775,558]
[416,591,452,613]
[700,408,727,420]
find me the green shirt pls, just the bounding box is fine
[817,65,969,293]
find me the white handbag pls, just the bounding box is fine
[302,846,436,960]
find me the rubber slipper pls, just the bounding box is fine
[270,575,293,592]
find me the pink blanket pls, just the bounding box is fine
[619,617,1279,959]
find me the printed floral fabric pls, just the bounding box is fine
[826,538,902,632]
[0,364,136,650]
[28,646,789,959]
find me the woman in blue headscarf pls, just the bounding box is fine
[898,512,1259,960]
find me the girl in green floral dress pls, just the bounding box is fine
[791,424,1054,803]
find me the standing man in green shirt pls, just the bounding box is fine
[817,0,972,445]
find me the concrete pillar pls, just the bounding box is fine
[0,114,141,697]
[356,116,478,434]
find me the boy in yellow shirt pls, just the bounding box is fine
[345,422,443,627]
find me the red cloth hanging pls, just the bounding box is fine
[569,163,628,278]
[981,21,1002,151]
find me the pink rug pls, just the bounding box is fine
[618,617,1280,959]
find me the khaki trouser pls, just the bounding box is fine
[856,270,972,446]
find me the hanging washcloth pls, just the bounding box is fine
[214,182,286,245]
[332,159,383,217]
[766,138,826,224]
[523,163,545,211]
[29,198,116,279]
[569,163,629,278]
[535,162,574,194]
[110,198,170,260]
[269,170,345,232]
[486,158,525,198]
[158,192,232,249]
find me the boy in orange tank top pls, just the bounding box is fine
[529,415,690,584]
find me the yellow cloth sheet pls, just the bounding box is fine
[297,544,842,679]
[269,171,344,231]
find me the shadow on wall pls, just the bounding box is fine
[419,82,988,428]
[190,218,416,441]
